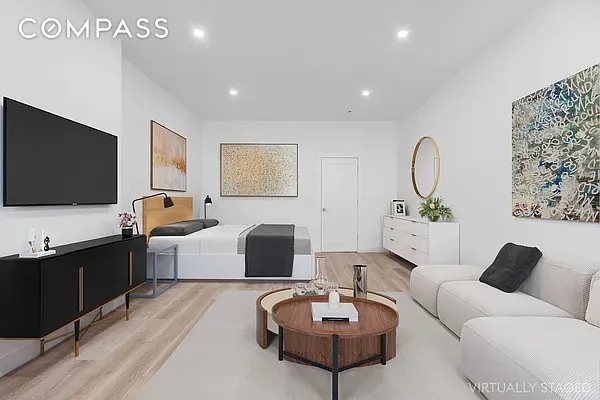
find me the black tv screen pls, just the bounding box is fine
[2,97,118,206]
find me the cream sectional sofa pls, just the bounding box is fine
[410,260,600,400]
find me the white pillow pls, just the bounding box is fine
[586,274,600,328]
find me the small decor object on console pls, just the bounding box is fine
[119,212,137,238]
[20,227,56,258]
[43,236,50,252]
[418,196,453,222]
[28,227,37,253]
[391,199,406,216]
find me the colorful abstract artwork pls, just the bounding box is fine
[220,144,298,197]
[151,121,187,191]
[512,64,600,222]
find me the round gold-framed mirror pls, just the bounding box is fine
[411,136,440,199]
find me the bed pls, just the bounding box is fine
[142,196,316,280]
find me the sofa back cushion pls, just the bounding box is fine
[479,243,542,293]
[585,271,600,327]
[519,259,600,320]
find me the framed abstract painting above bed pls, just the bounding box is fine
[512,64,600,223]
[220,143,298,197]
[151,120,187,192]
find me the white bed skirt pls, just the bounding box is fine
[148,252,316,281]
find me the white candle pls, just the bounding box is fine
[328,291,340,309]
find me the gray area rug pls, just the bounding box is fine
[140,291,484,400]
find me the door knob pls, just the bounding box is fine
[322,208,328,212]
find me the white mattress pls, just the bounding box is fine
[148,225,252,255]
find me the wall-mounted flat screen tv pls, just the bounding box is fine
[2,97,118,206]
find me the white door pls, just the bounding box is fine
[321,157,358,252]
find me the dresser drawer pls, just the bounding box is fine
[386,217,429,238]
[383,216,394,229]
[383,236,402,253]
[383,236,393,251]
[384,227,429,254]
[394,243,429,266]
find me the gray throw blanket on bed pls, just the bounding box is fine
[245,224,295,277]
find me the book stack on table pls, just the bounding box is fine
[311,302,358,322]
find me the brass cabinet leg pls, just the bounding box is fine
[40,339,45,356]
[74,320,80,357]
[125,293,130,321]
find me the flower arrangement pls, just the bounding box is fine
[118,212,137,228]
[418,197,453,222]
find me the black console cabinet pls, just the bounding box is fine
[0,235,147,355]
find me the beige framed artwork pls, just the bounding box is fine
[220,143,298,197]
[151,120,187,192]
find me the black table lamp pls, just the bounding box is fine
[131,192,175,234]
[204,195,212,219]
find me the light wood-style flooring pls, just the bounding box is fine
[0,252,412,400]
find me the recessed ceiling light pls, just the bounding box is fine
[397,29,410,39]
[229,89,239,96]
[362,90,371,97]
[193,28,205,39]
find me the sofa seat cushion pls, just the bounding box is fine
[461,317,600,400]
[410,265,483,317]
[437,281,573,336]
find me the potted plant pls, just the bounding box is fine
[119,212,137,238]
[418,197,453,222]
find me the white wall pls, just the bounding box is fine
[199,121,398,252]
[0,0,123,257]
[397,0,600,267]
[121,60,203,224]
[0,2,203,377]
[0,0,123,376]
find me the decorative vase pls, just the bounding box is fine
[328,290,340,309]
[353,264,368,298]
[121,227,133,238]
[428,215,440,222]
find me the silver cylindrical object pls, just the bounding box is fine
[353,264,368,298]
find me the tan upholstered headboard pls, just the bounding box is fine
[142,196,194,239]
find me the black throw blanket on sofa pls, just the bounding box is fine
[245,224,295,277]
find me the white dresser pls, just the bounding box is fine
[383,215,460,266]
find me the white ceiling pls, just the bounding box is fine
[82,0,547,121]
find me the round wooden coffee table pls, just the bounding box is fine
[256,288,396,349]
[272,295,398,400]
